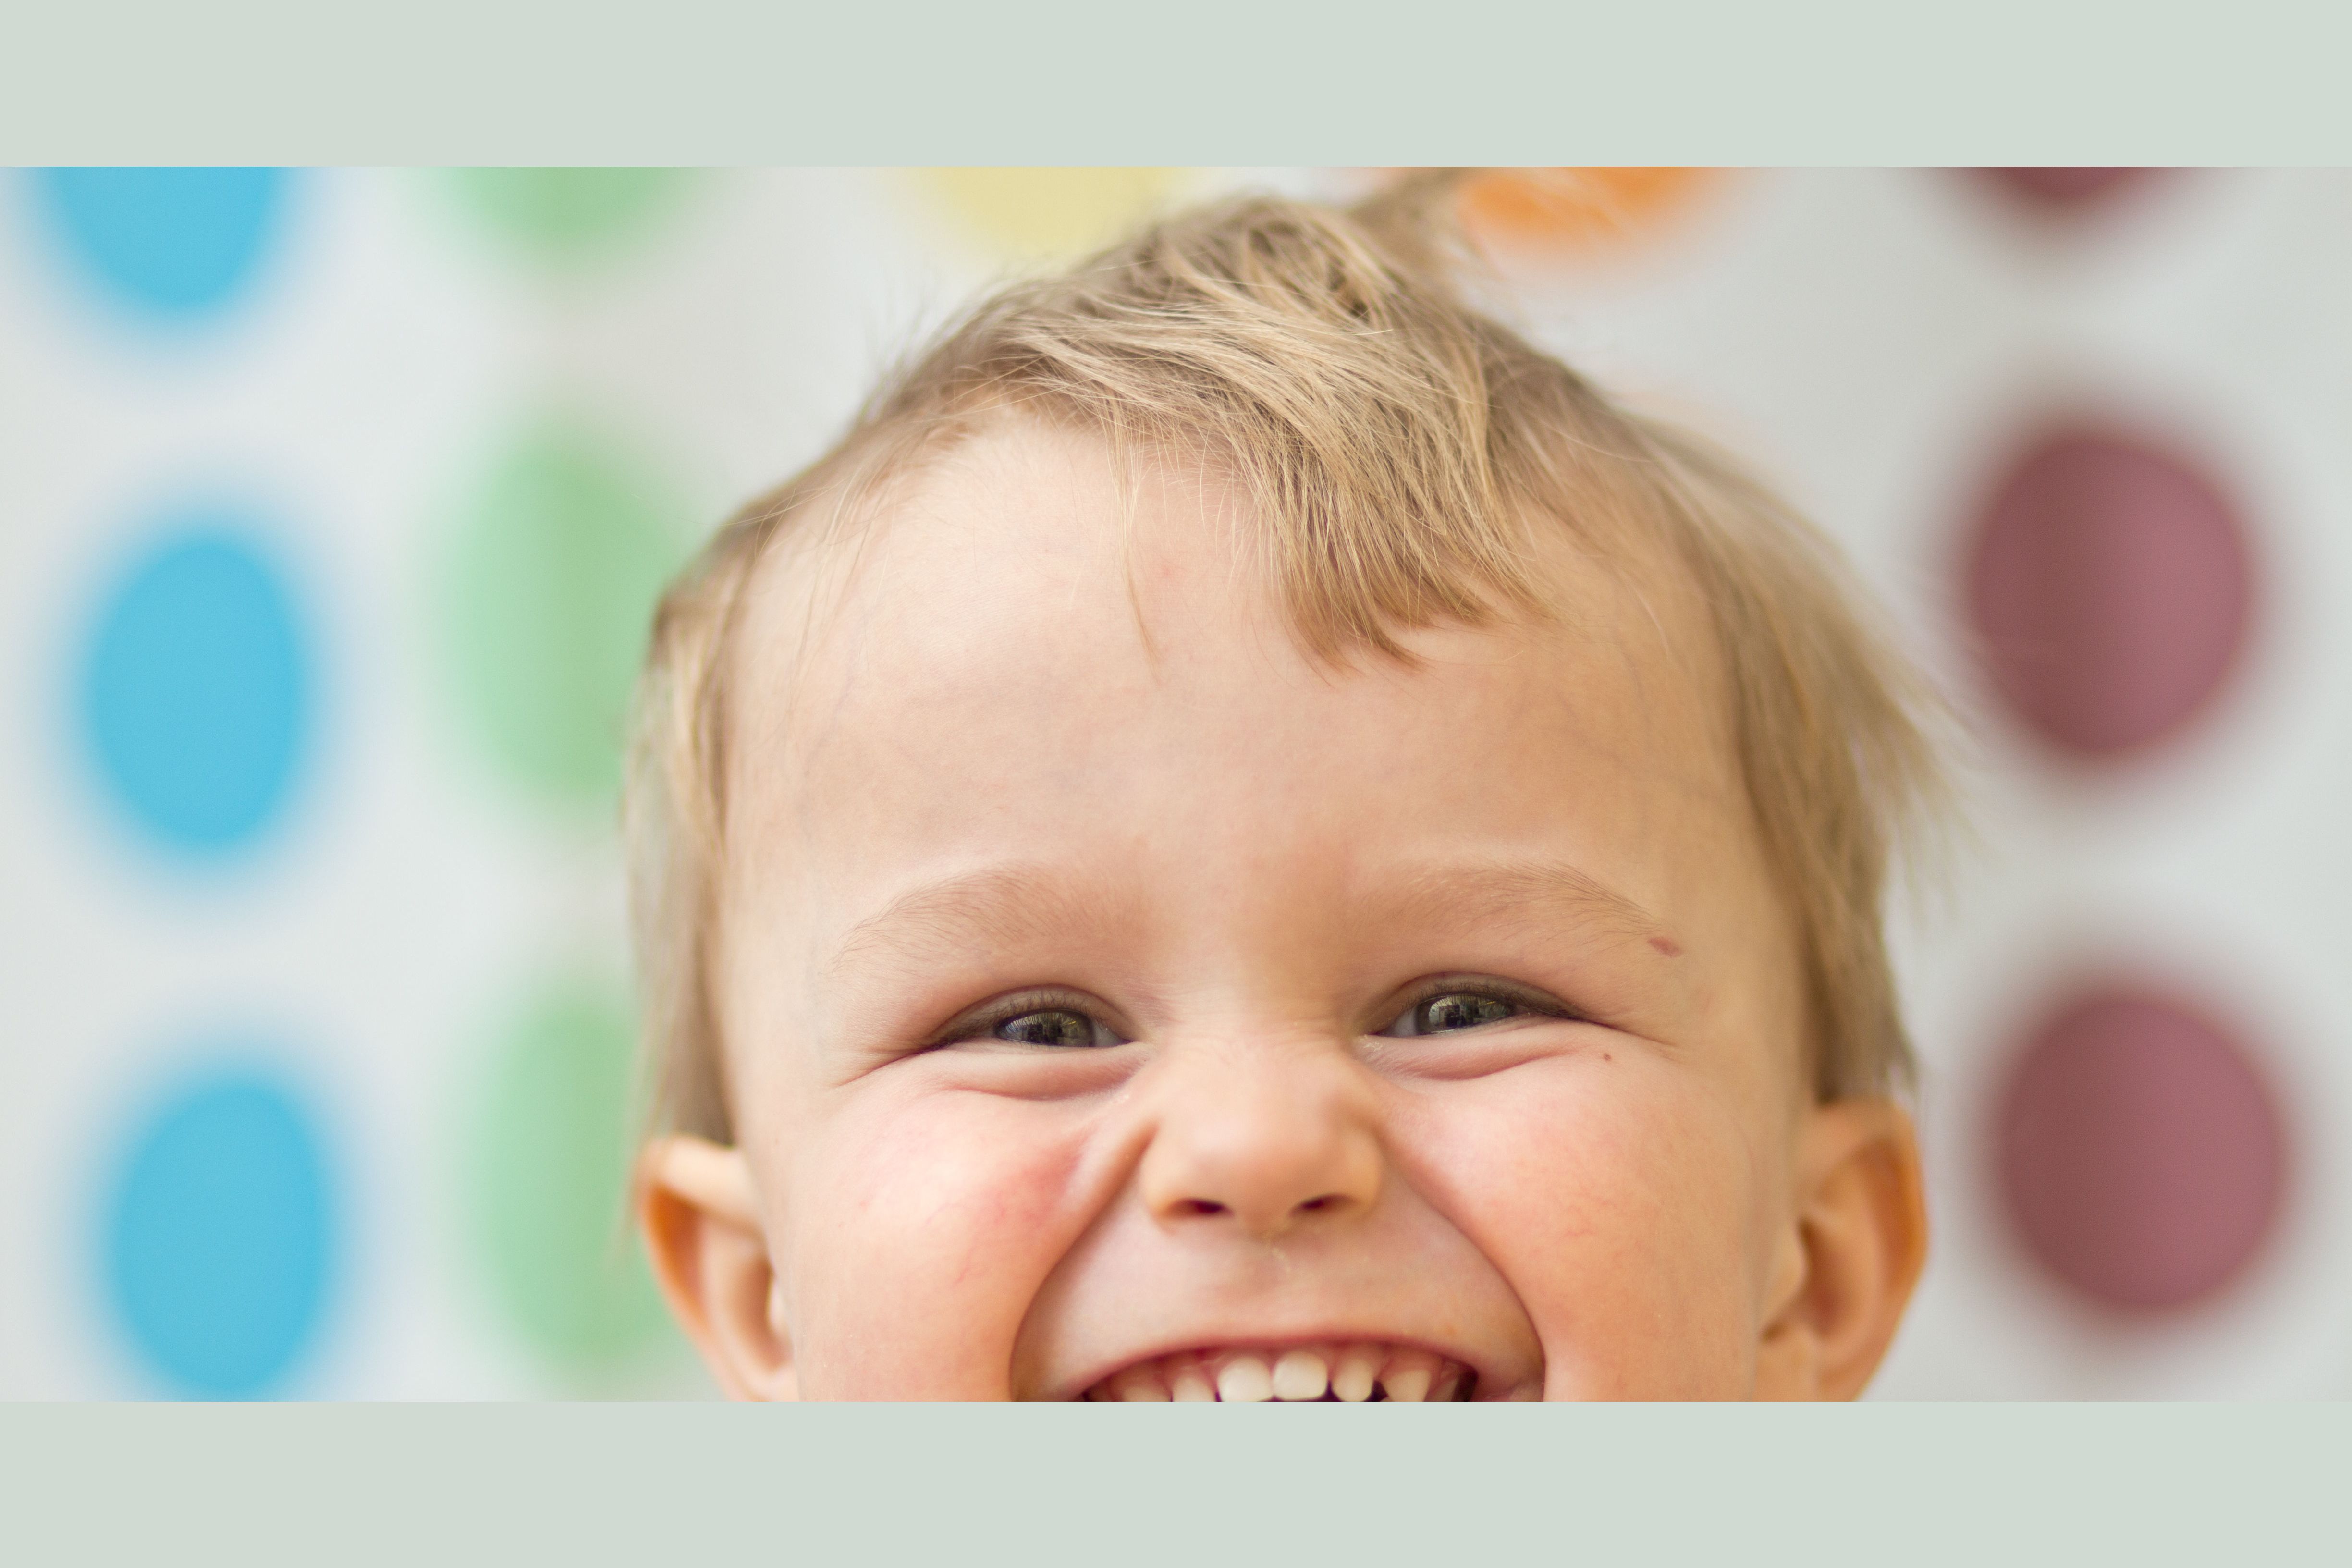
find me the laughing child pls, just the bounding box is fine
[624,177,1948,1399]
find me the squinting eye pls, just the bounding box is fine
[995,1009,1119,1048]
[1383,992,1520,1038]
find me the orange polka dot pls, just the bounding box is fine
[1456,168,1718,252]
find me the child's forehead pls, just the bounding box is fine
[717,419,1749,917]
[733,416,1726,733]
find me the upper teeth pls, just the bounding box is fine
[1085,1342,1470,1402]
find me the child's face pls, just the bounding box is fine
[647,418,1923,1400]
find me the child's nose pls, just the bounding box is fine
[1135,1043,1384,1239]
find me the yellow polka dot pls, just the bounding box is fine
[913,168,1190,261]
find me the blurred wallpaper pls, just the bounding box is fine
[2,167,2347,1400]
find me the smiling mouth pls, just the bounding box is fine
[1081,1341,1477,1402]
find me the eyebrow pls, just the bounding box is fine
[1386,857,1673,952]
[827,855,1671,985]
[827,863,1129,985]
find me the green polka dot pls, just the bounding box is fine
[437,420,686,814]
[461,974,672,1379]
[444,169,692,270]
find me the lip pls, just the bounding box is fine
[1046,1332,1526,1402]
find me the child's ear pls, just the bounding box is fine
[1753,1098,1928,1401]
[637,1136,797,1400]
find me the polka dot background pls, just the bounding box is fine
[1457,167,1719,254]
[435,418,687,813]
[100,1059,336,1396]
[1,169,2348,1397]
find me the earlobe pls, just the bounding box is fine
[1753,1099,1928,1401]
[637,1136,799,1400]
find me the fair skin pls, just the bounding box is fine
[639,418,1926,1400]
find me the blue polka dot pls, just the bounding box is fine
[79,522,313,856]
[101,1065,338,1398]
[34,168,288,319]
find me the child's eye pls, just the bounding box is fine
[930,991,1131,1051]
[994,1008,1121,1048]
[1384,993,1518,1037]
[1409,993,1517,1033]
[1375,981,1569,1039]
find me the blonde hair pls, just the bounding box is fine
[626,177,1949,1143]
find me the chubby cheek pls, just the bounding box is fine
[768,1086,1100,1399]
[1400,1056,1776,1399]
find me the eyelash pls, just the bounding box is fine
[924,977,1578,1051]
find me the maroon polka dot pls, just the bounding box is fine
[1963,426,2254,760]
[1972,168,2160,212]
[1995,982,2286,1313]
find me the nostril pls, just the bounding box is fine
[1299,1194,1345,1213]
[1173,1199,1228,1218]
